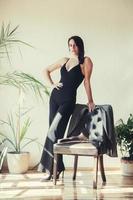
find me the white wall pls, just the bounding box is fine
[0,0,133,169]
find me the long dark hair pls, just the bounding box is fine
[68,36,85,64]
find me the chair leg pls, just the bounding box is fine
[73,155,78,180]
[53,153,58,185]
[99,155,106,182]
[93,156,98,189]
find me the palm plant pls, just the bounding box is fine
[0,22,50,172]
[0,22,49,97]
[0,85,44,173]
[0,22,32,63]
[0,71,50,100]
[0,65,50,164]
[0,105,38,173]
[0,108,38,153]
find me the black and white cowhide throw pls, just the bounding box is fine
[84,108,104,148]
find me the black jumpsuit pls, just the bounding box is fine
[39,58,84,174]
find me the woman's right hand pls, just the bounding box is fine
[51,82,63,90]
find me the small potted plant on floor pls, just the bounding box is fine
[0,76,49,174]
[115,114,133,176]
[0,88,37,174]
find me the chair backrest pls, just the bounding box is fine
[66,103,118,157]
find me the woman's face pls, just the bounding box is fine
[68,39,79,55]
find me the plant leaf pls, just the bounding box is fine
[19,118,31,143]
[21,137,38,150]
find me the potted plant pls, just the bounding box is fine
[0,74,49,173]
[0,80,49,173]
[0,22,50,172]
[0,116,32,173]
[0,72,49,173]
[0,87,38,173]
[115,114,133,176]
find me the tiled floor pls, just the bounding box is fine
[0,170,133,199]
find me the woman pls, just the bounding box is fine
[38,35,95,180]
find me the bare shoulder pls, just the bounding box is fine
[62,57,69,64]
[45,57,68,72]
[83,56,93,68]
[81,56,93,77]
[53,56,68,66]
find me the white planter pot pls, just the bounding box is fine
[121,158,133,176]
[7,152,30,174]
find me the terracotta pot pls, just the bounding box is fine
[121,158,133,176]
[7,152,30,174]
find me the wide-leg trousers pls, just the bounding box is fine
[39,93,76,174]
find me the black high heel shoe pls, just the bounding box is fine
[56,170,64,180]
[40,170,64,182]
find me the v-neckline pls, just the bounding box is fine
[65,64,79,73]
[64,58,80,72]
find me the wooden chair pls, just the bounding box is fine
[53,142,106,189]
